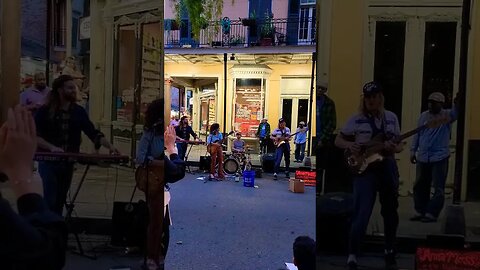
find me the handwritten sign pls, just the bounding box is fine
[416,247,480,270]
[295,170,316,186]
[79,17,90,40]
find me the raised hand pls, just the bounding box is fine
[0,105,43,198]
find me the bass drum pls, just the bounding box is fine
[223,158,240,175]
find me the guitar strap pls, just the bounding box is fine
[367,114,385,139]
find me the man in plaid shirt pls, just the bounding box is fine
[316,82,336,182]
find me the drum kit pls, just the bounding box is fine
[223,147,253,175]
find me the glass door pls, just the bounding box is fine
[367,12,460,197]
[112,24,141,158]
[281,96,310,149]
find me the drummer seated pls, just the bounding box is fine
[232,132,246,153]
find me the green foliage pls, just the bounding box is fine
[171,0,235,40]
[260,11,275,39]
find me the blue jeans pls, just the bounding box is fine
[295,143,306,161]
[413,158,449,218]
[349,158,399,255]
[274,143,290,174]
[38,161,75,215]
[177,142,188,161]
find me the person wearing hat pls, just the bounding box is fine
[335,81,404,270]
[256,118,271,154]
[270,118,292,180]
[410,92,457,223]
[294,121,309,163]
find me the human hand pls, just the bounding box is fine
[0,105,42,198]
[109,146,120,155]
[384,140,397,152]
[164,125,177,154]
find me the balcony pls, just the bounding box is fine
[164,17,316,49]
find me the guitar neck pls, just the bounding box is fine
[395,124,426,142]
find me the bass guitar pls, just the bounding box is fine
[345,117,452,175]
[206,131,235,152]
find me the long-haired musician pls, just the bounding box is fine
[270,118,291,180]
[34,75,119,215]
[206,123,224,180]
[135,99,185,270]
[335,82,403,270]
[175,115,198,161]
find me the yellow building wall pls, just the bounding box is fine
[469,3,480,139]
[327,0,366,129]
[165,61,316,136]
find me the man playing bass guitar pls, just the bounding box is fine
[271,118,292,180]
[334,82,404,270]
[207,123,225,181]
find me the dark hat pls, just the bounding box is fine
[363,81,383,96]
[279,118,286,123]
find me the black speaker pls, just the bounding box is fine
[261,153,275,173]
[199,156,211,171]
[317,192,353,254]
[111,201,148,247]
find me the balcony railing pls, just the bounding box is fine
[164,17,316,48]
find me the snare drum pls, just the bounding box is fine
[223,157,240,175]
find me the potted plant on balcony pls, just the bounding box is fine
[259,12,275,46]
[170,0,235,40]
[241,11,256,27]
[229,35,245,47]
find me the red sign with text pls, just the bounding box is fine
[416,247,480,270]
[295,170,316,186]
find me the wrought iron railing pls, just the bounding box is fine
[164,17,316,48]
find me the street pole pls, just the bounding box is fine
[307,52,316,156]
[452,0,471,204]
[223,53,228,134]
[441,0,471,237]
[0,0,21,122]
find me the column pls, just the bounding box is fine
[89,0,107,124]
[0,0,21,122]
[328,0,367,125]
[66,0,73,56]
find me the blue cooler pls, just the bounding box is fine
[243,170,255,187]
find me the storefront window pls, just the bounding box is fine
[115,24,136,123]
[233,78,265,138]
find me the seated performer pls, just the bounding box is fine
[232,132,246,153]
[34,75,119,215]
